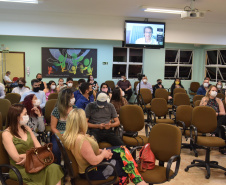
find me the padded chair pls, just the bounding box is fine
[48,93,58,100]
[0,131,26,185]
[3,79,13,93]
[216,93,225,100]
[193,95,204,106]
[73,81,78,88]
[0,113,2,131]
[44,99,57,125]
[105,80,115,91]
[194,100,201,107]
[134,81,139,95]
[119,105,149,146]
[5,93,21,104]
[173,88,186,96]
[139,88,152,124]
[151,98,174,125]
[139,123,181,184]
[189,82,200,96]
[155,88,172,110]
[0,99,11,127]
[184,106,226,179]
[55,133,118,185]
[173,93,190,107]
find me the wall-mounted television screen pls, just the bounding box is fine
[124,20,165,49]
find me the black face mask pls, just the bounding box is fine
[18,84,24,88]
[37,78,42,81]
[89,90,93,96]
[33,87,40,92]
[158,82,162,85]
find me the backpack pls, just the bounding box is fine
[139,143,155,171]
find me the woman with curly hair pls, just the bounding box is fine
[22,94,45,137]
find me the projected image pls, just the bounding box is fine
[125,22,165,46]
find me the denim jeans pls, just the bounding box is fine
[51,134,61,165]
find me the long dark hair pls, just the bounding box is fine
[6,104,27,138]
[47,80,57,92]
[23,94,42,118]
[111,87,122,102]
[87,75,93,83]
[100,83,110,94]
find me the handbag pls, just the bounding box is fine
[25,143,54,173]
[139,143,155,171]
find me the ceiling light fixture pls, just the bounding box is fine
[141,6,183,14]
[0,0,38,4]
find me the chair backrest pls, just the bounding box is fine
[0,99,11,126]
[176,105,193,128]
[173,88,186,96]
[134,81,139,91]
[192,106,217,133]
[193,95,204,105]
[216,93,225,100]
[12,77,19,82]
[173,93,190,106]
[24,86,30,89]
[105,80,115,91]
[0,113,2,131]
[140,88,152,104]
[44,99,57,124]
[73,81,78,88]
[5,93,21,104]
[48,93,58,100]
[149,123,181,162]
[0,131,10,172]
[151,98,168,117]
[194,100,201,107]
[119,105,144,132]
[190,82,200,92]
[155,88,168,102]
[55,133,78,179]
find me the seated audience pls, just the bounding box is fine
[36,73,47,91]
[110,87,128,114]
[197,77,210,96]
[63,108,148,185]
[20,79,46,109]
[75,82,94,110]
[100,83,112,99]
[153,79,165,97]
[85,92,124,146]
[2,104,63,185]
[216,80,225,94]
[12,77,29,96]
[65,77,76,92]
[44,80,57,100]
[200,85,226,136]
[4,71,18,87]
[117,74,132,101]
[22,94,45,136]
[51,88,76,164]
[170,78,184,97]
[87,75,99,91]
[136,76,153,94]
[74,78,86,101]
[56,78,66,92]
[0,84,5,99]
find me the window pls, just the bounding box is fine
[164,49,193,80]
[112,48,143,78]
[205,49,226,82]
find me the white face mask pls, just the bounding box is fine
[20,115,29,126]
[142,79,147,83]
[33,99,41,107]
[68,83,73,87]
[70,98,75,105]
[121,90,125,97]
[97,105,104,109]
[217,85,222,89]
[203,83,209,88]
[210,91,217,97]
[59,82,63,85]
[121,78,124,81]
[51,85,56,90]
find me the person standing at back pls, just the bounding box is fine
[36,73,47,91]
[117,74,132,101]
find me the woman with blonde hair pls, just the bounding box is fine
[63,108,148,185]
[200,85,226,136]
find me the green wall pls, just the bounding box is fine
[0,35,211,97]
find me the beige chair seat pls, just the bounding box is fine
[98,142,112,149]
[167,105,172,109]
[123,135,148,146]
[197,136,226,147]
[139,165,174,184]
[75,176,118,185]
[156,119,174,124]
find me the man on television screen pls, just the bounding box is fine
[135,26,158,45]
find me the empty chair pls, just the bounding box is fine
[194,100,201,107]
[5,93,21,104]
[173,88,186,96]
[189,82,200,96]
[139,88,152,124]
[185,106,226,179]
[151,98,174,125]
[216,93,225,100]
[139,123,182,184]
[155,88,172,109]
[44,99,57,125]
[193,95,204,106]
[105,80,115,91]
[173,93,190,107]
[48,93,58,100]
[0,99,11,127]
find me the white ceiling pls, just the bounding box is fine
[0,0,226,24]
